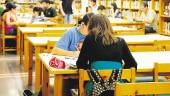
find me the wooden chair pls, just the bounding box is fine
[36,30,66,37]
[79,68,136,96]
[1,15,16,54]
[154,40,170,51]
[46,40,56,52]
[25,24,47,27]
[154,63,170,82]
[115,82,170,96]
[36,33,63,37]
[165,45,170,51]
[47,23,75,27]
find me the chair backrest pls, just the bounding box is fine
[91,61,122,70]
[115,82,170,96]
[25,24,47,27]
[43,29,66,33]
[36,33,63,37]
[47,24,75,27]
[165,45,170,51]
[36,29,66,37]
[79,68,136,96]
[47,40,56,52]
[154,63,170,82]
[154,40,170,51]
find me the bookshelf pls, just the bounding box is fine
[86,0,159,19]
[159,0,170,35]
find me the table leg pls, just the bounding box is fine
[24,34,29,72]
[54,75,63,96]
[17,27,20,56]
[28,42,33,86]
[20,33,24,65]
[42,64,50,96]
[35,46,43,93]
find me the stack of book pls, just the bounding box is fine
[164,21,170,34]
[155,1,159,11]
[123,0,130,9]
[164,3,170,16]
[131,0,140,9]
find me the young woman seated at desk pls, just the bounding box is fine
[76,14,137,95]
[2,3,18,35]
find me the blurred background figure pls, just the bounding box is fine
[90,0,98,13]
[111,2,122,18]
[97,5,106,15]
[42,0,57,18]
[60,0,74,24]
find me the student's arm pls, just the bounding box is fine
[59,0,65,16]
[76,36,91,69]
[121,39,137,69]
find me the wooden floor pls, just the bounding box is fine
[0,54,28,96]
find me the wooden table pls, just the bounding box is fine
[26,37,60,92]
[110,19,145,35]
[18,27,70,66]
[40,51,170,96]
[120,34,170,51]
[26,34,170,93]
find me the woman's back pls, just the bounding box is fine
[76,15,137,69]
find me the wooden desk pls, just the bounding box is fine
[110,19,145,35]
[40,51,170,96]
[18,27,70,66]
[120,34,170,52]
[27,34,170,93]
[26,37,60,92]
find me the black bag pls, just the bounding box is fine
[87,69,122,96]
[23,89,34,96]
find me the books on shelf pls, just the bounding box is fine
[147,1,152,9]
[115,0,121,9]
[155,1,159,11]
[131,0,140,9]
[164,3,170,16]
[164,21,170,34]
[123,0,130,9]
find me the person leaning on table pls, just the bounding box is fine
[51,13,94,57]
[51,13,94,96]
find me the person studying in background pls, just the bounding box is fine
[72,0,83,17]
[111,2,122,18]
[51,13,94,57]
[97,5,106,15]
[90,0,98,14]
[4,3,17,35]
[134,1,157,34]
[76,15,137,70]
[2,3,18,48]
[42,0,57,18]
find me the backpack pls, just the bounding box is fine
[87,69,122,96]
